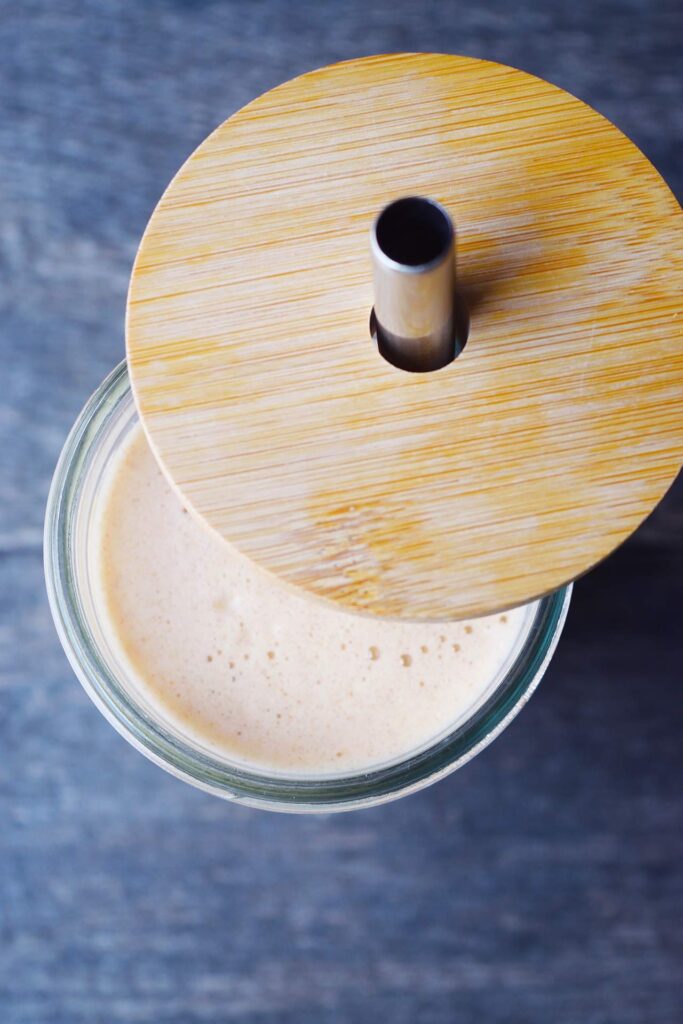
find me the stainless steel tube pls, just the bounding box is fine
[370,196,456,372]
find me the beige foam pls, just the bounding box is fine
[91,425,536,775]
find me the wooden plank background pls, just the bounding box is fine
[0,2,681,1022]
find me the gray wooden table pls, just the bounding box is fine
[1,2,681,1021]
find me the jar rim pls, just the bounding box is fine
[44,361,571,812]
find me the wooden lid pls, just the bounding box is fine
[126,54,683,621]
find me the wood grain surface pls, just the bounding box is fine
[2,4,682,1022]
[127,53,683,621]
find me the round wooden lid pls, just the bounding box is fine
[126,54,683,621]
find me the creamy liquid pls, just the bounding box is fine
[91,425,535,775]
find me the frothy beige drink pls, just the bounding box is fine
[91,425,536,775]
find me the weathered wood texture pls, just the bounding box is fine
[1,3,681,1023]
[128,53,682,621]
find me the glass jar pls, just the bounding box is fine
[44,361,571,813]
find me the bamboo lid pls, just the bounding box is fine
[126,54,683,621]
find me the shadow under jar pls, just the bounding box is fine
[45,362,571,813]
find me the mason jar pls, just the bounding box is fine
[44,361,571,812]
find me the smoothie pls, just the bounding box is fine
[91,424,536,775]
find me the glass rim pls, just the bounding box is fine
[44,360,571,813]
